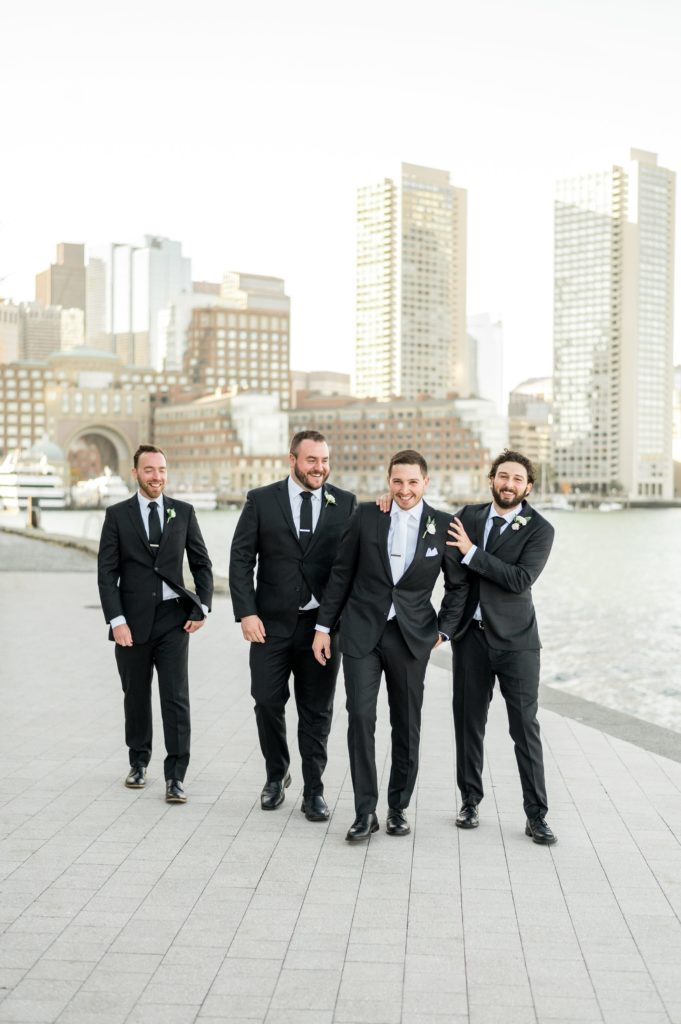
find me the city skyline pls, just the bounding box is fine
[2,0,681,399]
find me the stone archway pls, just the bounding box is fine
[66,427,131,483]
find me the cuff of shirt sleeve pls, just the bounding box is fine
[109,616,126,629]
[315,624,331,634]
[201,604,209,616]
[462,544,477,565]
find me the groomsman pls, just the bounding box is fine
[313,450,468,842]
[229,431,356,820]
[447,450,557,844]
[98,445,213,803]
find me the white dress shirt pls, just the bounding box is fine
[387,499,422,620]
[463,502,522,622]
[288,475,323,610]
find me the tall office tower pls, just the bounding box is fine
[183,273,291,410]
[508,377,553,486]
[35,243,86,314]
[553,149,675,501]
[85,236,191,368]
[0,300,20,364]
[355,163,467,401]
[467,313,504,411]
[19,302,62,361]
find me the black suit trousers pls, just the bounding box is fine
[452,625,548,819]
[249,609,339,796]
[114,598,190,781]
[343,619,428,816]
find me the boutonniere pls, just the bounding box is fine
[511,514,531,531]
[422,515,436,539]
[166,508,176,523]
[324,491,336,507]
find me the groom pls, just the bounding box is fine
[447,450,557,844]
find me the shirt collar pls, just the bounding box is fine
[391,499,423,521]
[137,490,163,510]
[288,476,321,502]
[488,502,522,524]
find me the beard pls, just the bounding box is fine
[491,483,530,510]
[292,463,328,491]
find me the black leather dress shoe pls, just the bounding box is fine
[525,817,557,845]
[261,772,291,810]
[455,803,479,829]
[165,779,187,803]
[386,808,410,836]
[345,813,379,842]
[125,765,147,788]
[301,794,330,821]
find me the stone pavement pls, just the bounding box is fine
[1,553,681,1023]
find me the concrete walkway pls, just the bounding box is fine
[1,553,681,1023]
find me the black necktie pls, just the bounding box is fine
[298,491,313,550]
[485,515,505,553]
[148,501,162,550]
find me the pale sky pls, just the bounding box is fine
[2,0,680,398]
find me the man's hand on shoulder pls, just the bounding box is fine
[240,614,266,643]
[113,624,133,647]
[447,517,473,555]
[375,492,391,513]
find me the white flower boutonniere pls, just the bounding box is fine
[324,491,336,507]
[511,514,531,531]
[166,508,176,523]
[422,515,437,539]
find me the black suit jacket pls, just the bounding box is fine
[316,502,469,661]
[453,500,554,650]
[98,494,213,644]
[228,479,357,638]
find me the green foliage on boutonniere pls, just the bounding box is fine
[422,515,436,539]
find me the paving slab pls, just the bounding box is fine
[1,552,681,1023]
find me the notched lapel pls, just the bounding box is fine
[127,496,151,554]
[274,480,299,544]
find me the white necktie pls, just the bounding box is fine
[390,512,408,584]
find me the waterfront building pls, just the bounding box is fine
[19,302,62,361]
[290,394,489,501]
[0,299,20,364]
[355,162,468,401]
[85,236,192,369]
[35,243,86,315]
[290,369,351,408]
[508,377,553,490]
[153,391,288,500]
[183,273,291,411]
[60,308,85,351]
[553,148,675,501]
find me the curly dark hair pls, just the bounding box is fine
[488,449,535,485]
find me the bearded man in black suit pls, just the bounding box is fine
[229,431,357,821]
[97,444,213,803]
[312,450,469,842]
[447,450,557,845]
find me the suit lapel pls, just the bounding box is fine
[377,506,393,582]
[127,495,151,553]
[396,503,432,585]
[476,504,490,547]
[156,497,175,558]
[487,500,530,555]
[274,479,300,544]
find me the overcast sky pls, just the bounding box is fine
[2,0,680,396]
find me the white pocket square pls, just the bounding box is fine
[425,547,439,557]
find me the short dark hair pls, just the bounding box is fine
[133,444,166,468]
[488,449,535,485]
[388,449,428,477]
[290,430,327,455]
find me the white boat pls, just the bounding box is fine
[71,467,131,509]
[598,501,624,512]
[172,489,218,511]
[533,495,574,512]
[0,451,68,511]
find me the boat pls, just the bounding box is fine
[0,451,68,511]
[533,495,574,512]
[172,488,218,511]
[598,501,624,512]
[71,467,131,509]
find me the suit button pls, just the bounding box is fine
[152,592,156,597]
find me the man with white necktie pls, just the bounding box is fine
[312,450,469,842]
[97,445,213,803]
